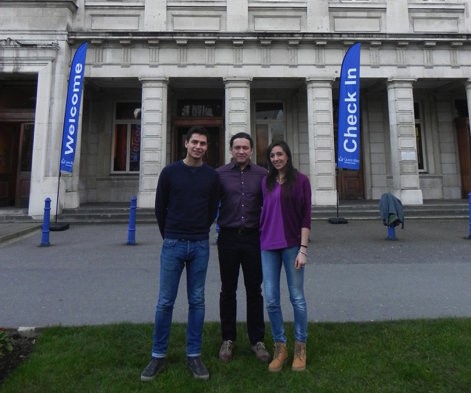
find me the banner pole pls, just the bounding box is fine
[329,168,348,224]
[54,171,61,224]
[50,146,69,231]
[50,42,88,231]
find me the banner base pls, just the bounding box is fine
[328,217,348,224]
[50,222,70,231]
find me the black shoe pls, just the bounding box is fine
[140,358,165,381]
[187,356,210,380]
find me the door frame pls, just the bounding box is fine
[455,117,471,198]
[16,122,34,207]
[172,118,224,167]
[0,120,34,207]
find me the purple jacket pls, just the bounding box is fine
[260,172,312,250]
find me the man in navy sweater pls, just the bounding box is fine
[141,126,220,381]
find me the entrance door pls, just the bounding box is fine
[333,101,364,200]
[173,119,223,168]
[0,122,33,207]
[0,124,17,206]
[16,123,34,207]
[337,168,364,200]
[255,123,285,168]
[455,117,471,197]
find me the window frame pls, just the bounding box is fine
[414,101,427,173]
[111,101,141,174]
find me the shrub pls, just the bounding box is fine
[0,330,13,358]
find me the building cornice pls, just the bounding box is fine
[68,31,471,46]
[0,0,78,11]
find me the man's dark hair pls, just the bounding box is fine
[185,126,209,142]
[230,132,253,148]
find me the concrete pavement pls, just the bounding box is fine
[0,219,470,328]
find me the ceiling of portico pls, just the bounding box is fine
[86,77,308,90]
[413,78,466,93]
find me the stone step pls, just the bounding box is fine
[312,201,469,220]
[58,200,471,222]
[0,200,469,223]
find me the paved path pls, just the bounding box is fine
[1,220,470,328]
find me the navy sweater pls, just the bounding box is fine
[155,160,220,240]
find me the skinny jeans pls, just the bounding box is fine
[261,246,307,343]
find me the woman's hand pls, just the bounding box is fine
[295,250,307,269]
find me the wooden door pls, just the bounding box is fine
[337,167,365,200]
[0,123,19,206]
[16,123,34,207]
[173,119,224,168]
[455,117,471,197]
[0,122,33,207]
[333,101,364,200]
[255,124,269,168]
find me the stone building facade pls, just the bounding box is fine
[0,0,470,217]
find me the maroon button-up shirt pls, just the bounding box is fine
[216,161,267,230]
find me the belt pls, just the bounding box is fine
[220,227,259,235]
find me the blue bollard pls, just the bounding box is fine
[387,225,396,241]
[468,192,471,239]
[127,196,137,245]
[40,197,51,247]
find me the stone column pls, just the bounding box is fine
[386,0,409,33]
[28,62,55,217]
[223,77,251,163]
[137,77,168,208]
[227,0,248,31]
[28,44,71,218]
[387,79,423,205]
[466,80,471,125]
[306,0,329,32]
[306,78,336,206]
[144,0,167,31]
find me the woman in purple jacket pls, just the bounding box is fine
[260,141,311,373]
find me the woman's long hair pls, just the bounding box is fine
[265,140,298,194]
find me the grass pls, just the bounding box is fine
[1,319,471,393]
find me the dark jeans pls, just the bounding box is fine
[152,239,209,358]
[217,229,265,345]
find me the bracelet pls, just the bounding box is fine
[299,250,308,256]
[300,244,308,248]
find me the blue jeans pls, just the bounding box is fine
[152,238,209,358]
[261,246,307,343]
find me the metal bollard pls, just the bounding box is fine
[468,192,471,239]
[127,196,137,245]
[40,197,51,247]
[387,225,396,241]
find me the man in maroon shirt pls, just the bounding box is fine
[216,132,270,363]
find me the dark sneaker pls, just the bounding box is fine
[251,342,270,363]
[187,356,210,380]
[140,358,165,381]
[218,340,234,362]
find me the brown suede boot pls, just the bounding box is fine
[291,341,306,371]
[268,342,288,372]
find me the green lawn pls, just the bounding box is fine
[1,319,470,393]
